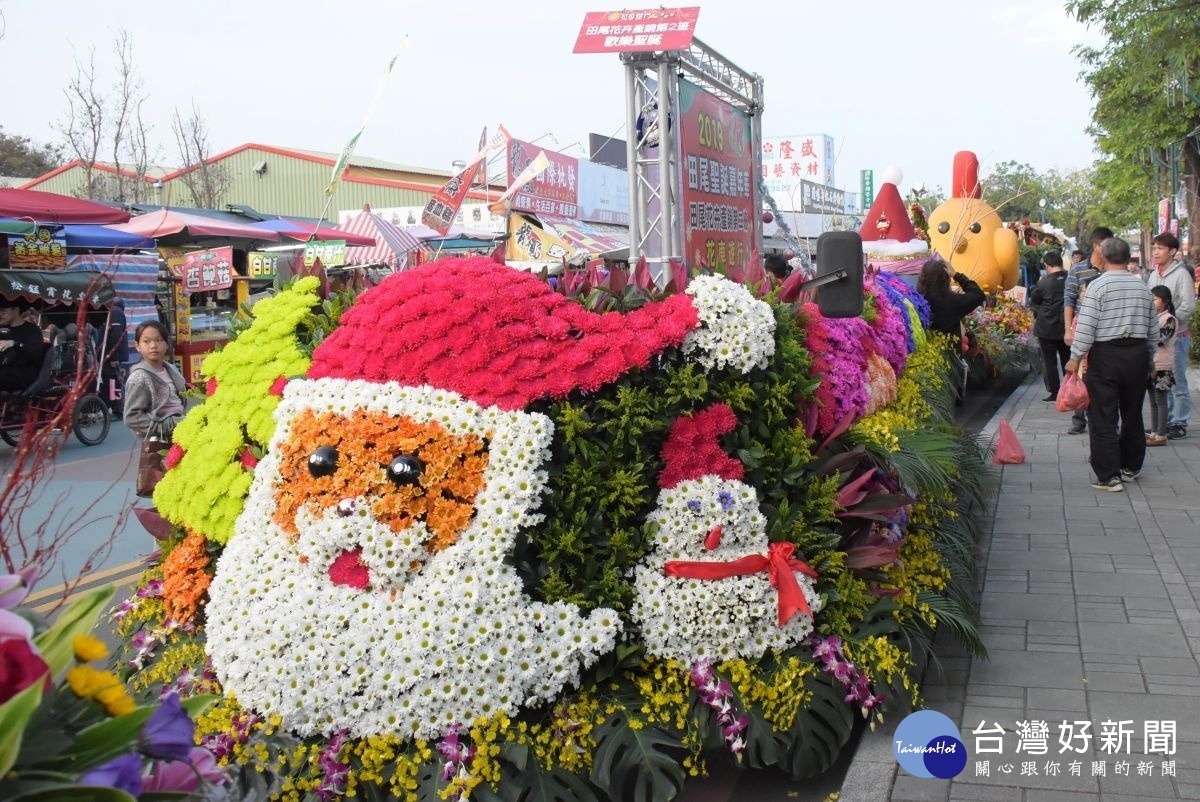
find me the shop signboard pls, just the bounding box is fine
[798,181,846,216]
[1158,198,1171,235]
[303,240,346,268]
[678,77,755,271]
[861,170,875,211]
[761,135,835,210]
[182,246,234,293]
[573,7,700,53]
[505,139,579,218]
[8,225,67,269]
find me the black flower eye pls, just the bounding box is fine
[937,222,950,234]
[969,222,982,234]
[386,454,424,485]
[308,446,339,478]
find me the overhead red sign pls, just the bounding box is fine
[573,7,700,54]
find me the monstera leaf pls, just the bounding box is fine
[590,713,686,802]
[473,745,601,802]
[780,672,856,779]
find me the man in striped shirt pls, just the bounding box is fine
[1064,237,1158,492]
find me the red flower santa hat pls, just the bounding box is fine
[307,257,775,410]
[858,166,930,266]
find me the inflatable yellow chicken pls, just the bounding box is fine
[927,151,1019,292]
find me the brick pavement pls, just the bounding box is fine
[843,368,1200,802]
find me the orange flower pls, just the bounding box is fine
[162,531,212,622]
[273,409,489,557]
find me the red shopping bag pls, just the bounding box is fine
[1055,372,1089,413]
[993,419,1026,465]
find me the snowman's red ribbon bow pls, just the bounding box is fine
[663,542,818,627]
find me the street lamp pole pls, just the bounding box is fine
[1038,198,1046,225]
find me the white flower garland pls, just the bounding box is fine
[630,475,821,663]
[206,379,620,739]
[682,276,776,373]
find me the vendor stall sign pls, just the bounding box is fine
[573,7,700,53]
[303,240,346,268]
[182,246,234,292]
[798,181,846,216]
[8,225,66,269]
[248,251,284,278]
[504,139,579,218]
[678,77,755,272]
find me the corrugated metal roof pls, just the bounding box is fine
[288,148,451,177]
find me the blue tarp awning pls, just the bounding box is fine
[62,224,156,250]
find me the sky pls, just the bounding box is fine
[0,0,1106,201]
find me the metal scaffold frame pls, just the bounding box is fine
[621,38,764,277]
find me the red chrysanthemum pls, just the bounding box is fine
[659,403,745,489]
[328,548,370,589]
[308,257,700,410]
[164,444,185,470]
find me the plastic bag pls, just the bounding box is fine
[993,419,1026,465]
[1055,372,1089,413]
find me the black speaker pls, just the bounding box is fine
[815,231,865,318]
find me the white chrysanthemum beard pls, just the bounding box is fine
[682,275,776,373]
[206,379,621,739]
[630,475,822,664]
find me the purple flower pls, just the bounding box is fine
[136,579,164,599]
[139,692,195,761]
[316,729,351,801]
[717,491,734,510]
[79,754,143,797]
[685,499,702,513]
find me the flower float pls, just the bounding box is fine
[115,256,989,800]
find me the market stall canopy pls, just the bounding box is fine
[0,188,131,224]
[337,210,430,269]
[110,208,282,245]
[0,218,38,236]
[246,218,376,247]
[0,269,116,308]
[62,224,156,250]
[403,222,501,241]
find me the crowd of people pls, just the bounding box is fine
[1028,228,1196,492]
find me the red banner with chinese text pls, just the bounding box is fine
[505,139,580,218]
[421,158,483,235]
[573,7,700,53]
[677,78,755,272]
[182,246,234,293]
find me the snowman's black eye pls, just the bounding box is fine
[969,222,982,234]
[308,446,338,477]
[386,454,424,486]
[937,222,950,234]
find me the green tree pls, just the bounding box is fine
[1068,0,1200,261]
[1042,166,1105,244]
[980,161,1048,222]
[0,127,65,178]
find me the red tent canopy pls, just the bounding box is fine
[109,209,282,243]
[0,187,131,224]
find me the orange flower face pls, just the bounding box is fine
[273,409,489,560]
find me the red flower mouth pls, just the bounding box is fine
[328,548,370,589]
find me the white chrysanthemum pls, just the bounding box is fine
[207,379,621,740]
[682,275,776,373]
[630,475,822,663]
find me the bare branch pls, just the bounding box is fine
[172,102,230,209]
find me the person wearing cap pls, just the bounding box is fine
[0,298,46,392]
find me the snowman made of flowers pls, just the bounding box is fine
[205,258,780,740]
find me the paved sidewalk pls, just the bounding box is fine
[844,369,1200,802]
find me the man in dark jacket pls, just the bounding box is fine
[0,298,46,393]
[1029,251,1070,402]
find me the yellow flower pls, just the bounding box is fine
[66,664,107,697]
[103,693,137,717]
[73,633,109,663]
